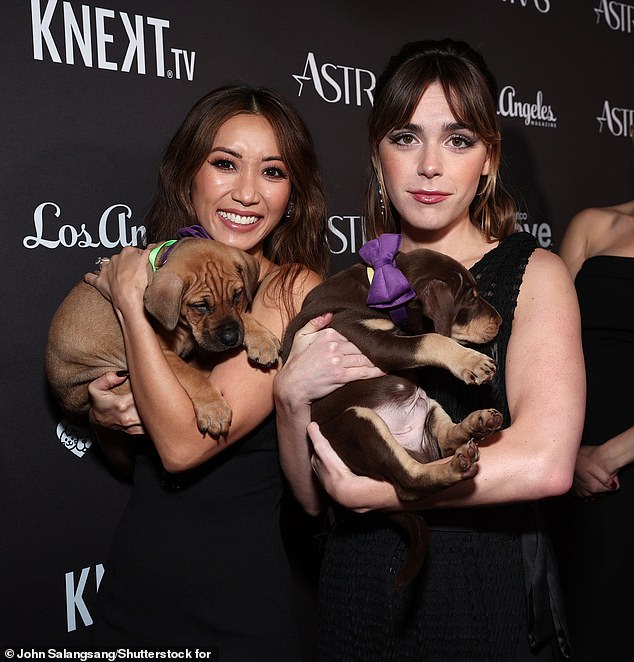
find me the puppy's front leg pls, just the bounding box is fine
[241,313,280,368]
[161,348,232,438]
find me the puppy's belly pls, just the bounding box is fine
[374,386,430,453]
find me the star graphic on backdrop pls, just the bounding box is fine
[292,72,310,97]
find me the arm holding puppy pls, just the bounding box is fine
[274,313,384,515]
[280,249,585,513]
[86,246,319,473]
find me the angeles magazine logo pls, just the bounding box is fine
[292,51,375,106]
[31,0,196,80]
[594,0,634,32]
[497,84,557,128]
[596,100,634,137]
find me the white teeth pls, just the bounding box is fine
[218,210,259,225]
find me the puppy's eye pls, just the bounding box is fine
[232,289,243,305]
[189,301,214,314]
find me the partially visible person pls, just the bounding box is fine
[83,85,329,661]
[547,124,634,662]
[274,38,585,661]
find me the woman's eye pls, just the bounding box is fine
[263,166,288,179]
[448,134,475,149]
[389,132,416,146]
[210,158,235,170]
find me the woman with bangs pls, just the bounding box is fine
[275,39,584,661]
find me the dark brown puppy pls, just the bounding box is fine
[46,238,280,438]
[281,246,503,585]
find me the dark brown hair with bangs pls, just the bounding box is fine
[364,38,516,241]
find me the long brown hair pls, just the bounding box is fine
[144,85,330,316]
[364,38,516,241]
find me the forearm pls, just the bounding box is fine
[312,420,580,514]
[274,379,324,515]
[597,426,634,474]
[118,308,224,471]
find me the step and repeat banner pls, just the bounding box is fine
[1,0,633,649]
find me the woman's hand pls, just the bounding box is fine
[88,371,146,436]
[274,313,384,515]
[307,421,399,513]
[571,444,619,498]
[277,313,384,406]
[84,246,151,315]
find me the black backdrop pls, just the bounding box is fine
[2,0,633,649]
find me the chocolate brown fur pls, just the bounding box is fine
[281,248,503,585]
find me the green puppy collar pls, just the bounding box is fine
[148,240,177,272]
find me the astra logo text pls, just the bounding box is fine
[293,52,375,106]
[594,0,634,32]
[328,215,367,254]
[596,100,634,136]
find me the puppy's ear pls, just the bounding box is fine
[418,280,455,337]
[236,253,261,305]
[144,271,186,330]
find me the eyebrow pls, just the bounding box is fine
[402,121,470,133]
[210,146,284,162]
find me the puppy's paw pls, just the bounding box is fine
[457,348,496,385]
[194,398,232,438]
[450,439,479,479]
[463,408,503,439]
[245,329,281,368]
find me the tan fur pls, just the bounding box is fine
[45,238,280,438]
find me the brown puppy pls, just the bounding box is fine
[46,238,280,438]
[281,244,503,585]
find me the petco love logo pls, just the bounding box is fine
[56,419,93,458]
[23,201,146,249]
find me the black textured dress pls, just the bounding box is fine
[547,255,634,662]
[92,415,304,661]
[318,233,569,662]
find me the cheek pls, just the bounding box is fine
[264,184,292,216]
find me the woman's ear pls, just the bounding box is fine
[481,147,492,177]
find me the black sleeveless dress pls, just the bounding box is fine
[547,255,634,661]
[318,233,569,662]
[92,415,304,661]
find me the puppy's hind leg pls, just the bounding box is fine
[318,407,478,502]
[426,402,503,458]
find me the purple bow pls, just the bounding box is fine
[176,224,212,240]
[158,225,213,266]
[358,233,415,327]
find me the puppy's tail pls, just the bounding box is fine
[388,512,430,588]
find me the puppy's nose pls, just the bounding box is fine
[216,324,241,348]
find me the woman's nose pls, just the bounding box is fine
[417,146,442,178]
[232,171,259,205]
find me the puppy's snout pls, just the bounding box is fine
[215,322,243,348]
